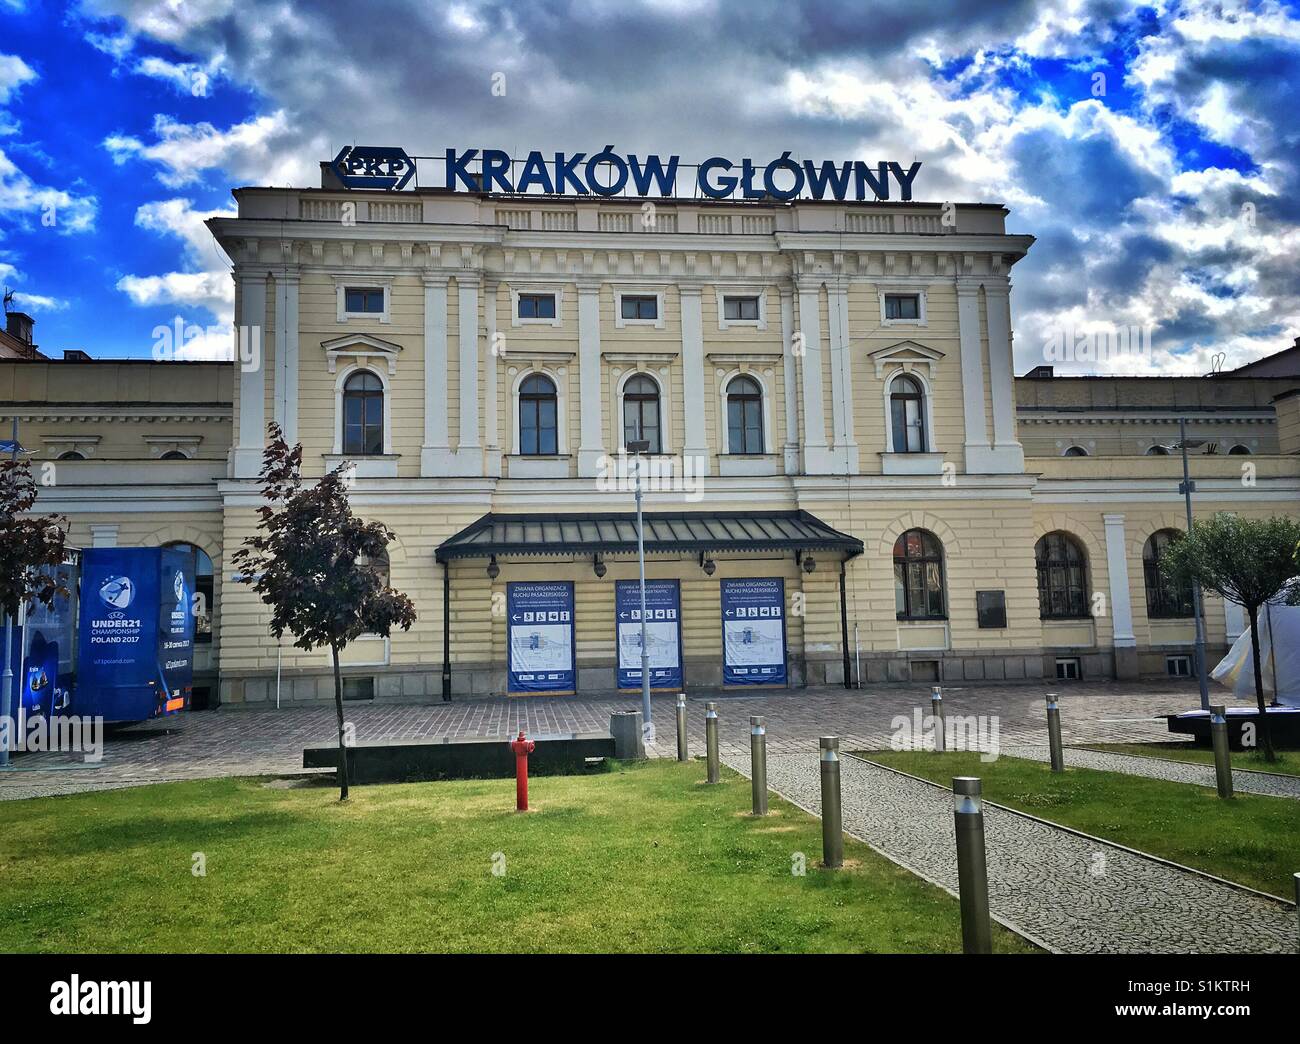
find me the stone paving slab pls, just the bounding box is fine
[1004,744,1300,800]
[724,750,1297,954]
[0,680,1227,801]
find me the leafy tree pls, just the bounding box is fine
[0,457,68,752]
[1160,513,1300,762]
[233,424,416,799]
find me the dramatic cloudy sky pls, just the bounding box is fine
[1,0,1297,372]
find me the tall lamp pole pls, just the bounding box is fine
[1174,418,1211,712]
[628,440,652,729]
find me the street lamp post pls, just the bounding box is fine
[1173,418,1211,712]
[627,440,652,731]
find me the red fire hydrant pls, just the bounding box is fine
[509,729,536,811]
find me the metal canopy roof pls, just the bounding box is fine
[435,509,863,563]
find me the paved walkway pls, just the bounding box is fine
[0,681,1216,800]
[724,750,1297,954]
[0,680,1249,800]
[1004,744,1300,800]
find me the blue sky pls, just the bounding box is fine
[1,0,1298,373]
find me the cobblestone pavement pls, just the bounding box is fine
[724,750,1297,954]
[1003,744,1300,800]
[0,679,1233,801]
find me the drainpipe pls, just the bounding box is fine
[441,559,451,701]
[839,559,851,689]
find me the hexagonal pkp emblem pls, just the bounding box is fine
[330,146,415,190]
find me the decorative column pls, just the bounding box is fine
[1103,513,1139,680]
[983,280,1024,473]
[678,285,708,469]
[483,277,501,477]
[956,279,992,474]
[796,277,832,473]
[233,269,267,478]
[577,281,605,477]
[457,273,481,456]
[272,272,299,446]
[420,275,450,475]
[780,285,799,474]
[825,278,859,473]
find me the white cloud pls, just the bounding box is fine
[0,53,37,105]
[0,147,97,231]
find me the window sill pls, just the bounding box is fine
[880,451,944,476]
[324,454,399,478]
[507,455,570,479]
[718,454,778,477]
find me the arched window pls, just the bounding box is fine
[726,375,763,454]
[1035,532,1089,619]
[1145,445,1170,456]
[519,373,558,456]
[889,374,927,453]
[1143,529,1194,619]
[622,374,661,453]
[342,370,384,456]
[160,450,189,461]
[893,529,945,620]
[56,451,84,461]
[1063,445,1089,457]
[1228,444,1251,455]
[164,541,214,645]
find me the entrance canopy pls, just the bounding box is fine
[435,509,864,563]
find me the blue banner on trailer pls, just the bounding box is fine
[615,579,683,691]
[507,581,575,693]
[75,548,194,722]
[720,578,787,685]
[19,557,77,721]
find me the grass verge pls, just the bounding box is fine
[0,759,1037,954]
[860,750,1300,898]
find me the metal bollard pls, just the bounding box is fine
[1045,692,1064,772]
[952,776,992,954]
[1210,704,1233,799]
[931,685,946,752]
[675,693,689,762]
[705,701,720,784]
[819,737,843,868]
[750,716,768,816]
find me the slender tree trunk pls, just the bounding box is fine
[1246,605,1276,763]
[331,641,350,800]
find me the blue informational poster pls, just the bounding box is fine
[615,579,683,691]
[75,548,193,722]
[19,559,77,721]
[720,577,787,685]
[507,581,576,693]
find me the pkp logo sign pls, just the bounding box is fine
[330,145,415,190]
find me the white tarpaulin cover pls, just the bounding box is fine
[1212,586,1300,707]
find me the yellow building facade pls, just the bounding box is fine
[3,176,1299,705]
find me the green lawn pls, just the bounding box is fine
[0,760,1035,954]
[860,751,1300,898]
[1084,742,1300,778]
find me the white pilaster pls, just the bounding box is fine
[983,281,1024,473]
[1103,513,1136,646]
[577,282,605,477]
[233,270,267,478]
[457,274,481,452]
[780,286,799,474]
[679,285,708,468]
[483,277,501,477]
[956,281,992,473]
[272,273,299,446]
[420,275,450,475]
[826,280,859,473]
[796,279,834,474]
[89,524,118,548]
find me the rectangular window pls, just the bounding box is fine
[1055,657,1081,681]
[976,591,1007,629]
[517,293,556,319]
[621,295,658,321]
[723,295,760,321]
[342,676,375,701]
[1166,655,1192,678]
[344,287,385,313]
[884,294,920,320]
